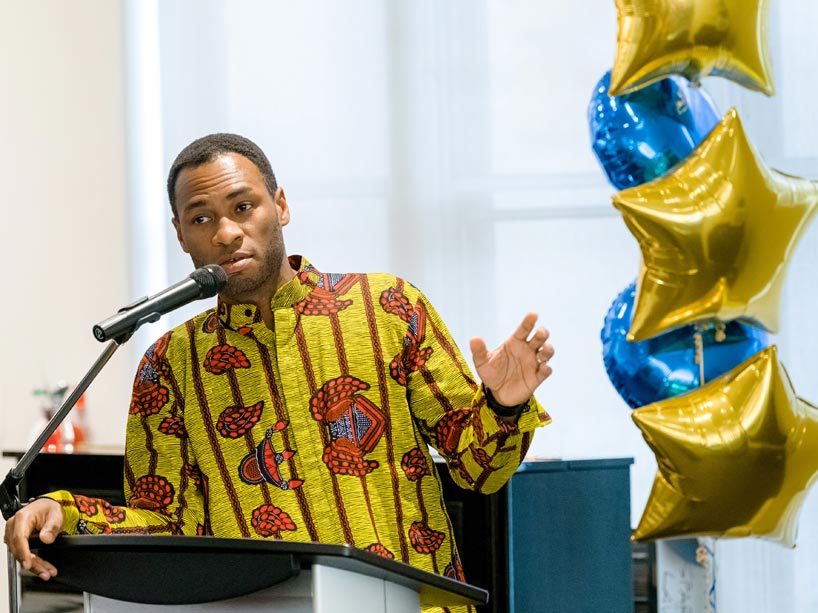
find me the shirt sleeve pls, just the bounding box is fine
[43,331,207,536]
[398,287,552,494]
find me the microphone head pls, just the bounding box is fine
[190,264,228,298]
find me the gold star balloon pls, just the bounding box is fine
[610,0,774,96]
[632,346,818,547]
[613,108,818,342]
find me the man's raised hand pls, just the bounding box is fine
[470,312,554,408]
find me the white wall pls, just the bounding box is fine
[0,1,131,603]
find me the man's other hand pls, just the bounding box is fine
[3,498,62,580]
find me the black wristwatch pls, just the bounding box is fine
[482,384,530,417]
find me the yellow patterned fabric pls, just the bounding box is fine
[46,256,550,612]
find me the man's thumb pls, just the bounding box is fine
[39,523,60,544]
[470,337,488,365]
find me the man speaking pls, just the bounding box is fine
[5,134,554,613]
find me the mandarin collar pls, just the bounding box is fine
[216,255,319,330]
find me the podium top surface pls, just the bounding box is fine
[33,535,489,607]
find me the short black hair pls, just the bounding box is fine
[167,133,278,217]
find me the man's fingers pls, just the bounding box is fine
[7,515,36,570]
[27,555,58,581]
[536,342,555,363]
[526,326,550,349]
[537,362,553,380]
[512,313,538,341]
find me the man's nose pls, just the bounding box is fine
[213,217,243,245]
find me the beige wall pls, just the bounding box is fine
[0,0,131,596]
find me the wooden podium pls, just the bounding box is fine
[29,535,488,613]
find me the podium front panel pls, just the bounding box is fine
[85,566,422,613]
[86,573,312,613]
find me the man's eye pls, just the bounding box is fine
[236,202,253,213]
[191,215,209,225]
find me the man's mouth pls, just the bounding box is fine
[219,254,250,274]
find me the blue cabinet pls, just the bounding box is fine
[440,457,634,613]
[508,458,634,612]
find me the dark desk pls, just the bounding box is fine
[3,451,125,507]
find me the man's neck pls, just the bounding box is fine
[258,264,297,329]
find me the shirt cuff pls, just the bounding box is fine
[475,386,552,438]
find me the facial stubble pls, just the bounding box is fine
[191,224,287,305]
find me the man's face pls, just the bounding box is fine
[172,153,291,306]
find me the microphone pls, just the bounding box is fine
[93,264,228,342]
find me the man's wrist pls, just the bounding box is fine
[482,383,530,417]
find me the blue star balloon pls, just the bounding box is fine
[589,70,720,190]
[601,283,771,409]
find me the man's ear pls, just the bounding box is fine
[172,217,190,253]
[275,187,291,226]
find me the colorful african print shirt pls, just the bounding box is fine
[46,256,551,612]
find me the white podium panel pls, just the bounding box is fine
[85,565,419,613]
